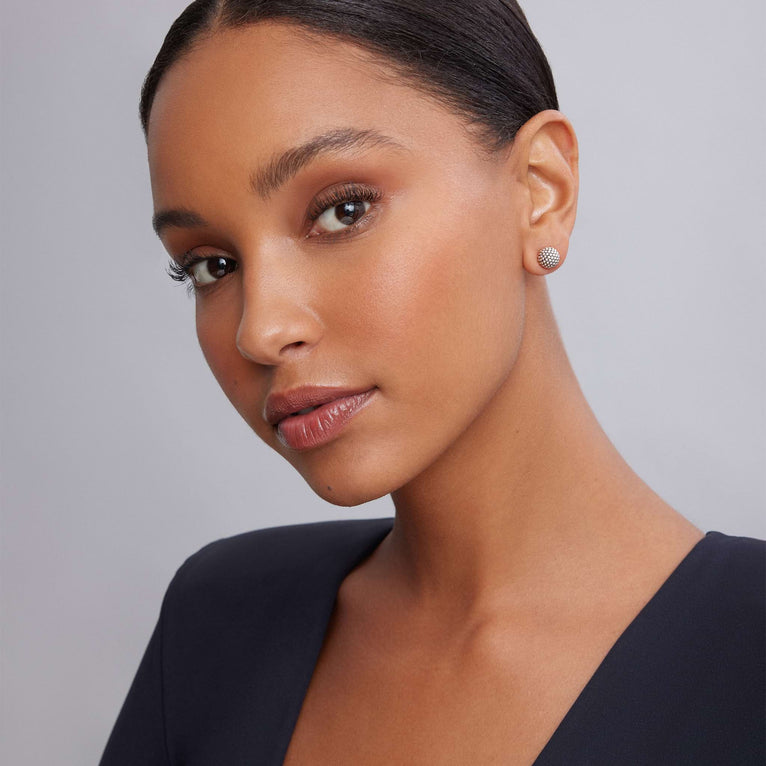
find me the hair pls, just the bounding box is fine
[139,0,558,155]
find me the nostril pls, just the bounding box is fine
[235,303,322,366]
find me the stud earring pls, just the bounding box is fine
[537,246,561,270]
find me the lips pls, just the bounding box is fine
[264,385,376,427]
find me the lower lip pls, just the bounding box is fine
[275,389,377,451]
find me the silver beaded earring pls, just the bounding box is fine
[537,246,561,270]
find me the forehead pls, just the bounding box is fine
[147,22,486,199]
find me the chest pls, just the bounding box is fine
[282,610,623,766]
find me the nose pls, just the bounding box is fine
[235,268,323,366]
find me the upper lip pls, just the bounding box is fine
[264,385,375,426]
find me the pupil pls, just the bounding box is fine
[336,200,363,225]
[209,257,229,279]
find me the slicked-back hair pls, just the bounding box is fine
[139,0,558,155]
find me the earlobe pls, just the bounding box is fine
[515,110,579,276]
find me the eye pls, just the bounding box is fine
[315,198,371,233]
[166,252,238,294]
[308,183,381,237]
[188,256,238,286]
[167,254,238,293]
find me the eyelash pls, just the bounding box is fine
[167,182,382,294]
[306,182,381,225]
[166,257,200,296]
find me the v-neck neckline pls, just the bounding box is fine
[531,530,718,764]
[277,523,718,765]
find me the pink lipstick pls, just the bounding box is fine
[266,387,377,451]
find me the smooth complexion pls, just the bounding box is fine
[148,22,703,765]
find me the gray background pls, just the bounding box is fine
[2,1,764,762]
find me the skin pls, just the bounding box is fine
[148,21,704,765]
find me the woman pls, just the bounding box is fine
[100,1,765,764]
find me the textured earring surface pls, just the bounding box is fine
[537,246,561,270]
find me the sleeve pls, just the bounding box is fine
[98,589,172,765]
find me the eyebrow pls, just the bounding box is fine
[152,127,408,238]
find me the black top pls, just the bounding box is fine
[99,519,765,765]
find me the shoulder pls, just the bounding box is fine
[691,531,765,609]
[142,518,392,760]
[176,515,395,583]
[663,532,765,758]
[658,530,765,633]
[162,516,394,618]
[653,530,765,688]
[700,529,765,563]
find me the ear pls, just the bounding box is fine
[513,110,579,275]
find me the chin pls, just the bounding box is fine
[302,470,394,508]
[293,451,406,508]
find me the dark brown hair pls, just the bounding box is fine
[139,0,558,154]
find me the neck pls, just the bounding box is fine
[381,276,681,615]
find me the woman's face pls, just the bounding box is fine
[148,22,530,506]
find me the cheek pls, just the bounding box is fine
[194,296,268,434]
[358,210,525,395]
[331,207,525,488]
[196,299,235,384]
[336,230,524,500]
